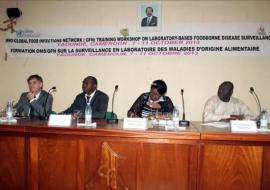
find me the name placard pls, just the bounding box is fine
[230,120,257,132]
[48,114,72,127]
[123,118,147,130]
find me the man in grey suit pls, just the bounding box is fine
[141,7,158,27]
[15,74,53,118]
[63,76,109,119]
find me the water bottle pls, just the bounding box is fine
[6,101,13,121]
[172,106,180,127]
[260,108,268,130]
[85,102,92,127]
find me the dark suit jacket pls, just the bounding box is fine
[63,90,109,119]
[15,90,53,117]
[141,16,158,27]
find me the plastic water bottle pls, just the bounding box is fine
[260,108,268,130]
[6,101,13,121]
[85,103,92,127]
[172,106,180,127]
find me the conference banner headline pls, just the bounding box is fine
[5,24,270,57]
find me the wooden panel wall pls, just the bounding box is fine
[199,144,263,190]
[0,135,26,190]
[27,135,198,190]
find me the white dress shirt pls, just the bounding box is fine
[147,16,152,25]
[85,90,96,104]
[29,91,41,103]
[203,96,254,122]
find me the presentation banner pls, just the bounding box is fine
[5,23,270,57]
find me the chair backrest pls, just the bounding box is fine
[105,112,117,119]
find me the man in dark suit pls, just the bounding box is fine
[141,7,158,27]
[63,76,109,119]
[15,74,53,118]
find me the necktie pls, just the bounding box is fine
[86,95,91,104]
[29,96,36,117]
[147,17,150,25]
[29,107,34,117]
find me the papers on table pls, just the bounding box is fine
[165,125,187,130]
[257,128,270,132]
[201,120,270,132]
[0,117,17,123]
[77,122,97,128]
[201,122,230,128]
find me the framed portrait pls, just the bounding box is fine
[137,2,161,32]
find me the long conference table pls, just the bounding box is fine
[0,118,270,190]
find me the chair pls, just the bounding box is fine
[50,111,57,114]
[105,112,117,120]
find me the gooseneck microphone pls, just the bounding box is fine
[111,85,118,118]
[107,85,119,124]
[249,87,261,114]
[181,89,186,120]
[40,86,56,120]
[249,87,262,127]
[179,89,190,126]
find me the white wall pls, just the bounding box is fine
[0,0,269,120]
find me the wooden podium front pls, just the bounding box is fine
[0,119,269,190]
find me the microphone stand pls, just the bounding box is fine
[107,85,118,124]
[250,87,261,114]
[179,89,190,127]
[39,87,56,120]
[249,87,261,127]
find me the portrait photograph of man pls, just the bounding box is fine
[141,6,157,27]
[138,2,161,31]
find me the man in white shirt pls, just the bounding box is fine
[15,74,53,118]
[203,81,254,122]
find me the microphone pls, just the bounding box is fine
[181,89,185,120]
[107,85,119,124]
[179,89,190,126]
[249,87,261,127]
[39,86,56,120]
[249,87,261,114]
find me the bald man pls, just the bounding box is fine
[203,81,254,122]
[63,76,108,119]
